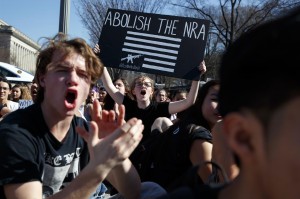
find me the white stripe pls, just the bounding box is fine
[144,58,175,66]
[142,64,174,73]
[124,42,178,54]
[125,36,180,48]
[127,31,182,42]
[122,48,177,60]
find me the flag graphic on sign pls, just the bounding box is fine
[121,31,181,73]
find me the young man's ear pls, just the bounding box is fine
[222,112,264,164]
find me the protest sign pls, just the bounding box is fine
[98,9,210,80]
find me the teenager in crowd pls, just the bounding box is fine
[84,85,100,121]
[30,79,39,102]
[10,84,22,102]
[0,77,19,118]
[0,33,165,199]
[11,84,34,109]
[103,77,134,117]
[170,89,188,122]
[98,86,107,107]
[154,88,169,102]
[147,80,221,190]
[100,61,206,142]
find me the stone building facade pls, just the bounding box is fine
[0,19,40,74]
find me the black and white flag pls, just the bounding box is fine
[98,9,210,80]
[121,30,181,73]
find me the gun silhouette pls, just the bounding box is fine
[121,54,142,63]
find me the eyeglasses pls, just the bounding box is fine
[135,82,152,88]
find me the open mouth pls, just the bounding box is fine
[65,89,77,108]
[140,90,146,95]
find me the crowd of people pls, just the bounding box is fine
[0,5,300,199]
[0,78,37,119]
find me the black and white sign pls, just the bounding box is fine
[98,9,210,80]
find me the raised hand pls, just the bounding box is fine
[199,60,207,75]
[93,44,101,55]
[91,100,125,138]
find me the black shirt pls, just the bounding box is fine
[123,96,170,141]
[0,103,89,198]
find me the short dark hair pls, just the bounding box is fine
[99,86,106,92]
[218,6,300,126]
[0,76,12,90]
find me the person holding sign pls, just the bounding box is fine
[100,60,206,183]
[101,62,206,142]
